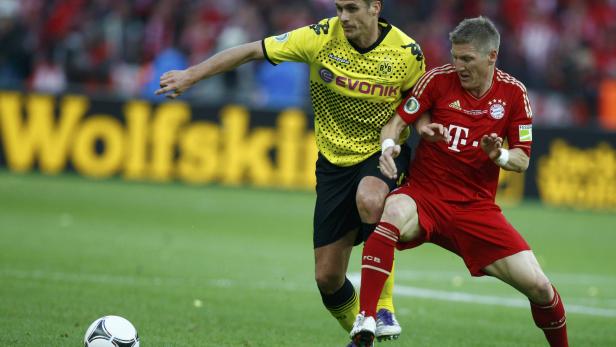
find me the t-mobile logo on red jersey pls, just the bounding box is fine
[447,124,479,152]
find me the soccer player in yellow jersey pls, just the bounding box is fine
[156,1,425,344]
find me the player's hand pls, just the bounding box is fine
[155,69,195,99]
[480,133,503,160]
[379,145,401,180]
[418,123,450,143]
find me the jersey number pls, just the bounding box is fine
[401,43,424,62]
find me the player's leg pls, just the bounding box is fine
[354,145,412,341]
[356,176,401,340]
[351,192,422,345]
[359,193,421,316]
[483,251,568,347]
[315,229,359,332]
[451,205,568,347]
[313,154,365,333]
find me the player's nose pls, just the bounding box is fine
[453,62,465,71]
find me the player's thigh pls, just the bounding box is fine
[314,154,363,248]
[483,250,552,298]
[450,204,531,276]
[381,193,421,242]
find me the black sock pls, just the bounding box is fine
[319,277,358,332]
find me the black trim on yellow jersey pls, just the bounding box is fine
[261,39,277,66]
[348,18,392,54]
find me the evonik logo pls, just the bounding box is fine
[318,68,399,97]
[336,77,399,97]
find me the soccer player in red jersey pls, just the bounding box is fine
[350,16,568,347]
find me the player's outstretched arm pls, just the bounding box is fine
[155,41,265,99]
[480,133,529,172]
[379,114,408,180]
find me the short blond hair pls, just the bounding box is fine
[449,16,500,54]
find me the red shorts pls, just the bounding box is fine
[391,186,530,277]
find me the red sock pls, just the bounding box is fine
[359,222,399,317]
[530,285,568,347]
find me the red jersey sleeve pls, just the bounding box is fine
[395,69,439,124]
[506,86,533,157]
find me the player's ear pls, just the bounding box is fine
[369,0,381,16]
[488,49,498,66]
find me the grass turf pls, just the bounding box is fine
[0,171,614,346]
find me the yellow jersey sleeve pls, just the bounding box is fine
[262,18,331,65]
[400,41,426,93]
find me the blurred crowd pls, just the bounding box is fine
[0,0,615,127]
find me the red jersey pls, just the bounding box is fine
[396,64,533,202]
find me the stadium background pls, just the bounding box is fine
[1,0,615,346]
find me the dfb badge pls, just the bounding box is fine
[403,97,420,114]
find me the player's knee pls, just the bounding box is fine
[532,277,554,304]
[356,189,386,221]
[526,275,553,305]
[315,270,345,294]
[381,195,416,226]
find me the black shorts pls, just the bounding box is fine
[313,144,411,248]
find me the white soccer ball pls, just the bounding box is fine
[84,315,140,347]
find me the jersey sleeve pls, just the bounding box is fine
[506,86,533,157]
[400,41,426,94]
[396,69,438,124]
[262,19,330,65]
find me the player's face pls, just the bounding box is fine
[451,43,497,96]
[335,0,379,41]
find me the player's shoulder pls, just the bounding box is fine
[495,68,528,94]
[384,23,423,55]
[303,17,338,38]
[412,64,457,95]
[386,23,417,45]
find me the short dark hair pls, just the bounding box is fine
[363,0,383,9]
[449,16,500,53]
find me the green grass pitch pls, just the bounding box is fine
[0,171,615,346]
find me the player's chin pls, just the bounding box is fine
[342,29,356,40]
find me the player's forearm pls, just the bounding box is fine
[187,41,264,83]
[381,114,408,143]
[497,148,529,173]
[413,113,431,133]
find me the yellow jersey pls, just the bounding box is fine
[262,17,425,166]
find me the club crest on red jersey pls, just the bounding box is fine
[488,99,506,120]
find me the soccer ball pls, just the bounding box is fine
[84,315,140,347]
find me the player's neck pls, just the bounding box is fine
[468,68,495,98]
[352,22,381,49]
